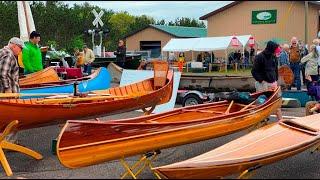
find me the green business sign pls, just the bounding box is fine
[252,10,277,24]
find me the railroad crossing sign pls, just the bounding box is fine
[92,9,104,28]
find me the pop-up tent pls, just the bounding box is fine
[162,35,255,65]
[162,35,254,52]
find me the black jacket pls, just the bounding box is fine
[114,45,126,62]
[251,41,279,83]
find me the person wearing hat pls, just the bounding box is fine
[22,31,43,75]
[251,40,282,121]
[0,37,25,93]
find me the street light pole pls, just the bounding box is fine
[305,1,309,45]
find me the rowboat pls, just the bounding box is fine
[19,67,111,96]
[19,67,60,86]
[0,69,173,131]
[153,113,320,179]
[55,87,281,169]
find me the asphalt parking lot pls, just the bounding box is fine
[1,106,319,179]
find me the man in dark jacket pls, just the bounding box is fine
[114,39,126,68]
[251,40,282,120]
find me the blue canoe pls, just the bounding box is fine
[20,67,111,97]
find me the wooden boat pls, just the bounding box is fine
[19,67,112,97]
[106,62,256,91]
[19,67,60,86]
[153,113,320,179]
[55,87,281,169]
[0,70,173,131]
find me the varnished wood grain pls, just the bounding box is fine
[56,88,281,168]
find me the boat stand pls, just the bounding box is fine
[310,142,320,154]
[119,150,161,179]
[142,105,156,115]
[0,120,43,176]
[237,165,262,179]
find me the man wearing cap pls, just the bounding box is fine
[0,37,24,93]
[83,45,95,75]
[22,31,43,75]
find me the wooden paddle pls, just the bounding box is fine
[0,93,71,98]
[35,95,131,104]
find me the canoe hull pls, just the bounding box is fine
[56,91,281,168]
[19,67,60,86]
[154,138,318,179]
[20,67,111,96]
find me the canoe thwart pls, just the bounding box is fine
[0,120,43,176]
[120,150,161,179]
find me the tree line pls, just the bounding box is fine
[0,1,206,53]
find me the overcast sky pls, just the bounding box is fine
[63,1,233,22]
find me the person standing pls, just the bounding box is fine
[301,45,319,86]
[178,52,185,72]
[251,41,282,121]
[279,44,290,66]
[114,39,126,68]
[288,37,302,90]
[249,47,255,64]
[83,45,95,75]
[0,37,24,93]
[22,31,42,75]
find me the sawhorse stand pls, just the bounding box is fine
[237,165,262,179]
[0,120,43,176]
[247,118,270,133]
[310,142,320,154]
[119,150,161,179]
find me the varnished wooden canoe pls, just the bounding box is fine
[153,113,320,179]
[0,70,173,131]
[56,87,281,168]
[19,67,60,86]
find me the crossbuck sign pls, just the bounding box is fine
[92,9,104,28]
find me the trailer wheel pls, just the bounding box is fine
[182,94,203,107]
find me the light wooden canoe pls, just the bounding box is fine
[56,87,281,168]
[153,113,320,179]
[0,70,173,131]
[19,67,60,86]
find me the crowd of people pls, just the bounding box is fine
[251,36,320,119]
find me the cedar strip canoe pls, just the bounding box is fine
[19,67,60,86]
[0,71,173,131]
[56,87,281,169]
[153,113,320,179]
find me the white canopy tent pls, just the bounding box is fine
[162,35,254,52]
[162,35,255,71]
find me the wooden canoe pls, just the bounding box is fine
[0,70,173,131]
[153,113,320,179]
[19,67,60,86]
[19,67,111,96]
[55,87,281,168]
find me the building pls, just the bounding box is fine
[200,1,320,47]
[124,24,207,59]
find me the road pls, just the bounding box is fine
[1,106,319,179]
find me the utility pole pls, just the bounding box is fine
[305,1,309,45]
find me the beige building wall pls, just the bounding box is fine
[125,27,196,61]
[206,1,319,48]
